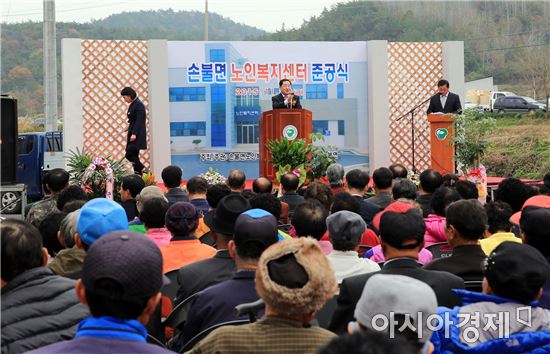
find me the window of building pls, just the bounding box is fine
[337,83,344,99]
[306,84,328,99]
[170,122,206,137]
[338,120,345,135]
[312,120,329,134]
[169,87,206,102]
[209,49,225,62]
[211,84,226,147]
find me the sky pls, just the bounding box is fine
[0,0,348,32]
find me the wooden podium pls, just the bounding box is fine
[427,114,455,174]
[259,109,312,179]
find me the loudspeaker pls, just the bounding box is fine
[1,95,18,185]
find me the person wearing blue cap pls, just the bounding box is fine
[173,209,279,352]
[64,198,128,279]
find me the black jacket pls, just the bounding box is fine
[165,188,189,206]
[423,244,487,282]
[174,250,236,305]
[126,98,147,150]
[328,257,464,334]
[1,267,89,353]
[427,92,462,114]
[279,192,305,217]
[272,93,302,109]
[353,195,381,226]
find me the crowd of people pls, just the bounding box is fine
[2,164,550,353]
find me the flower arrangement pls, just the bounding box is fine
[199,167,227,185]
[66,148,129,200]
[142,172,157,187]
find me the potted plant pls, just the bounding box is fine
[453,109,496,202]
[267,133,337,186]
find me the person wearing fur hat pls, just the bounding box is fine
[185,237,338,354]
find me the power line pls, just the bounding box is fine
[466,42,550,53]
[2,2,128,17]
[465,26,550,41]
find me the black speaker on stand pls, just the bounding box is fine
[1,95,18,185]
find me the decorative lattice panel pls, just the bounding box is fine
[81,40,150,169]
[387,42,443,173]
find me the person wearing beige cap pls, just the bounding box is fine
[186,237,337,354]
[128,185,168,234]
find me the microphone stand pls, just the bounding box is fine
[396,95,433,174]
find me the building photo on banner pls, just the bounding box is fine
[167,41,369,178]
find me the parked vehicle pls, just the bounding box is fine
[521,96,547,111]
[465,90,516,111]
[1,131,64,215]
[493,96,542,113]
[490,91,516,111]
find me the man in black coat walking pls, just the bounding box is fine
[121,87,147,174]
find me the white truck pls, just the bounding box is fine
[465,90,517,112]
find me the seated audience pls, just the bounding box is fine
[318,329,417,354]
[327,211,380,283]
[392,178,418,201]
[27,168,70,227]
[129,186,168,233]
[326,163,346,194]
[389,163,408,179]
[305,182,334,214]
[140,197,171,248]
[431,242,550,353]
[366,201,433,265]
[441,173,459,187]
[367,167,394,209]
[416,169,443,217]
[206,183,231,209]
[351,274,437,354]
[424,200,487,282]
[345,169,381,225]
[424,186,461,246]
[227,169,246,193]
[515,195,550,309]
[455,180,479,200]
[279,172,305,217]
[328,206,464,334]
[180,209,279,348]
[175,195,250,305]
[56,185,87,211]
[27,231,175,354]
[480,200,520,255]
[118,174,145,221]
[162,202,216,273]
[186,237,337,354]
[250,193,291,240]
[162,165,189,205]
[495,177,532,212]
[48,210,86,276]
[38,211,66,259]
[1,219,89,353]
[67,198,129,279]
[253,176,289,224]
[292,199,333,254]
[186,176,211,216]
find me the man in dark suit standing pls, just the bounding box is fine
[427,79,462,114]
[121,87,147,174]
[328,207,464,334]
[272,78,302,109]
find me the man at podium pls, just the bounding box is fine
[427,79,462,114]
[272,79,302,109]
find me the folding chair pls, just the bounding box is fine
[426,242,453,259]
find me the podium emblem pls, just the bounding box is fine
[435,128,449,141]
[283,125,298,141]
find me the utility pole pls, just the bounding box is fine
[43,0,57,132]
[204,0,209,41]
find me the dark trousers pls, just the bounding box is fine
[125,146,144,174]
